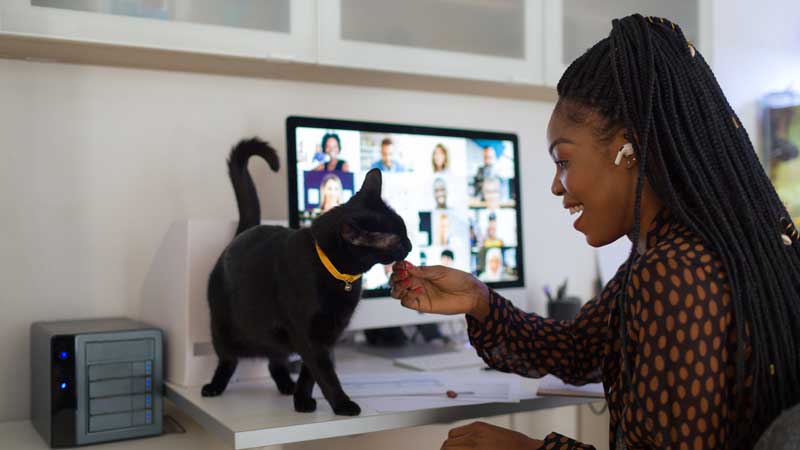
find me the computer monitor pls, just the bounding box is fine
[761,91,800,230]
[286,116,526,330]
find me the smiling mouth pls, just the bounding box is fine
[568,204,584,216]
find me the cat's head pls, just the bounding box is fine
[311,169,412,272]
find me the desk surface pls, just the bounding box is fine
[0,406,228,450]
[166,345,597,449]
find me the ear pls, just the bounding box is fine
[357,169,383,200]
[608,128,638,166]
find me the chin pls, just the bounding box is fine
[584,232,619,248]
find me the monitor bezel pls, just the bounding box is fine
[286,115,525,297]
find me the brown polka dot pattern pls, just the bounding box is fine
[466,209,752,449]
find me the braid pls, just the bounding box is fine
[556,13,800,447]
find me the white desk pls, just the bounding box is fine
[0,406,228,450]
[166,345,597,449]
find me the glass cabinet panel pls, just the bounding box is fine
[30,0,292,34]
[320,0,544,84]
[340,0,525,59]
[563,0,699,65]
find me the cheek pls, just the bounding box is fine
[561,165,596,199]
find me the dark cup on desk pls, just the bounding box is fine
[547,298,581,321]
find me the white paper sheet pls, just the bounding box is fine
[535,374,604,399]
[359,395,496,413]
[312,373,520,407]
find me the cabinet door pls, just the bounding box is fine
[543,0,712,86]
[0,0,316,62]
[319,0,544,84]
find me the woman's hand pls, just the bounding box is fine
[441,421,544,449]
[389,261,490,318]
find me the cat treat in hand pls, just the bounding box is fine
[202,138,411,417]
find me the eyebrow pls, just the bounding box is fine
[548,137,575,155]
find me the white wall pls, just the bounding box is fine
[0,58,597,422]
[711,0,800,152]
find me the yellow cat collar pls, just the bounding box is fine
[315,242,362,292]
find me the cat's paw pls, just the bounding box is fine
[276,380,296,396]
[201,383,225,397]
[294,396,317,413]
[332,399,361,416]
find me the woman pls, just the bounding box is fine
[314,132,350,172]
[390,15,800,449]
[433,143,449,173]
[318,173,343,213]
[478,247,504,282]
[434,177,448,209]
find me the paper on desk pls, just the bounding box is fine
[312,373,520,407]
[359,395,495,413]
[535,374,604,399]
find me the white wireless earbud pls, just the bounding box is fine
[614,143,635,166]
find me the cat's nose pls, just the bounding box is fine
[392,238,412,261]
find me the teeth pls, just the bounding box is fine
[569,205,584,215]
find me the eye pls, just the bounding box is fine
[555,160,569,169]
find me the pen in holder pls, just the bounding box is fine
[545,279,582,321]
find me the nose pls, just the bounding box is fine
[551,171,565,197]
[393,237,412,260]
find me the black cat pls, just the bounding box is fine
[202,138,411,416]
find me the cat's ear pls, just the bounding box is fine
[356,169,382,201]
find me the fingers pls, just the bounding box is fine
[408,264,448,281]
[389,273,413,299]
[448,422,483,438]
[394,261,446,281]
[400,286,429,313]
[390,271,428,313]
[441,435,474,449]
[441,422,484,449]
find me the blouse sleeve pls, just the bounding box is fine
[541,432,598,449]
[619,252,735,449]
[465,273,621,384]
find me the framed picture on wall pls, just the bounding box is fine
[761,91,800,228]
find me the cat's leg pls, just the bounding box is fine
[267,357,296,395]
[292,363,317,412]
[201,357,238,397]
[294,347,360,416]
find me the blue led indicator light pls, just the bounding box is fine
[60,382,67,390]
[58,351,68,360]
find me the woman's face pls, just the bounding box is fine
[433,146,446,170]
[434,180,447,208]
[488,253,501,273]
[321,179,342,210]
[324,137,340,158]
[546,103,638,247]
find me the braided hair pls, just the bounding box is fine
[556,14,800,445]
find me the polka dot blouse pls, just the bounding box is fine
[466,208,753,449]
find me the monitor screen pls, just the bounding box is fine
[286,116,524,297]
[761,92,800,231]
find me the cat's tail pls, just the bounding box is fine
[227,137,280,236]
